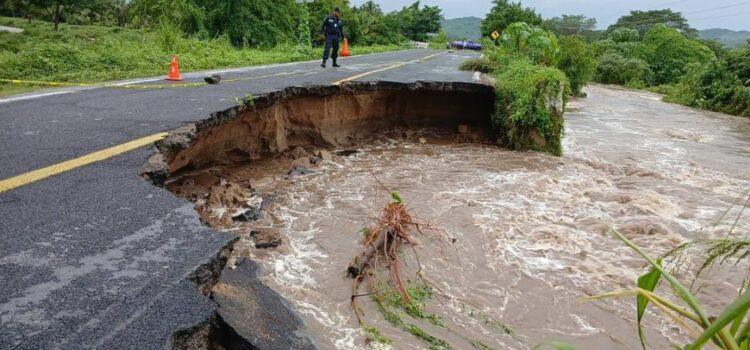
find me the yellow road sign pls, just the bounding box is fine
[491,31,500,39]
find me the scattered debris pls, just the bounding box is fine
[347,187,441,323]
[204,74,222,85]
[418,137,427,144]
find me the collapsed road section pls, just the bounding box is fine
[142,81,498,349]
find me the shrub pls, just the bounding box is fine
[492,57,568,156]
[501,22,560,66]
[458,57,497,73]
[666,60,749,117]
[595,51,652,86]
[556,35,596,96]
[427,30,448,49]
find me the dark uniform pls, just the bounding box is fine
[321,11,344,67]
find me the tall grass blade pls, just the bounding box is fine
[686,288,750,350]
[609,227,711,324]
[637,259,663,350]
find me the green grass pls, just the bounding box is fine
[0,16,407,96]
[458,57,497,73]
[362,324,393,345]
[406,324,452,350]
[0,83,43,97]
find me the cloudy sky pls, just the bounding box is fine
[349,0,750,30]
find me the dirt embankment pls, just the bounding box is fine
[143,81,496,228]
[144,81,495,182]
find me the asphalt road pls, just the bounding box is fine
[0,49,478,349]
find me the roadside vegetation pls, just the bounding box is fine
[0,0,443,94]
[471,2,749,121]
[546,8,749,117]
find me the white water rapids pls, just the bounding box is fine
[228,85,750,349]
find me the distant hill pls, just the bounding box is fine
[699,28,750,48]
[440,16,482,41]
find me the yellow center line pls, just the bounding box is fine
[332,51,446,85]
[0,132,168,194]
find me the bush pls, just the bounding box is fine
[595,51,652,86]
[666,60,749,117]
[458,57,497,73]
[556,35,596,96]
[501,22,560,66]
[492,57,568,156]
[427,31,448,49]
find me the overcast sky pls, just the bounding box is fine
[349,0,750,30]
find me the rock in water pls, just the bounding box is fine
[316,149,333,161]
[292,157,312,169]
[289,146,309,160]
[288,166,314,176]
[251,228,282,248]
[232,208,262,222]
[260,194,277,210]
[336,150,359,157]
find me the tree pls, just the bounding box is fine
[595,51,652,86]
[501,22,560,66]
[350,1,403,45]
[544,14,596,37]
[481,0,541,38]
[608,28,639,42]
[394,1,442,42]
[607,9,697,38]
[205,0,297,48]
[639,24,714,85]
[556,35,596,96]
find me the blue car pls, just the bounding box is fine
[450,40,482,51]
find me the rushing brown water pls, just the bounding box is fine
[203,85,750,349]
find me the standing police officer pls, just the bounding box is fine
[321,7,344,68]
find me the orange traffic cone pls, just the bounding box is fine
[166,55,183,81]
[341,38,351,57]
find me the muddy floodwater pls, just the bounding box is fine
[185,85,750,349]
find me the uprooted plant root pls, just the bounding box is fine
[347,188,444,324]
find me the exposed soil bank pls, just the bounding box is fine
[144,81,499,349]
[143,81,495,185]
